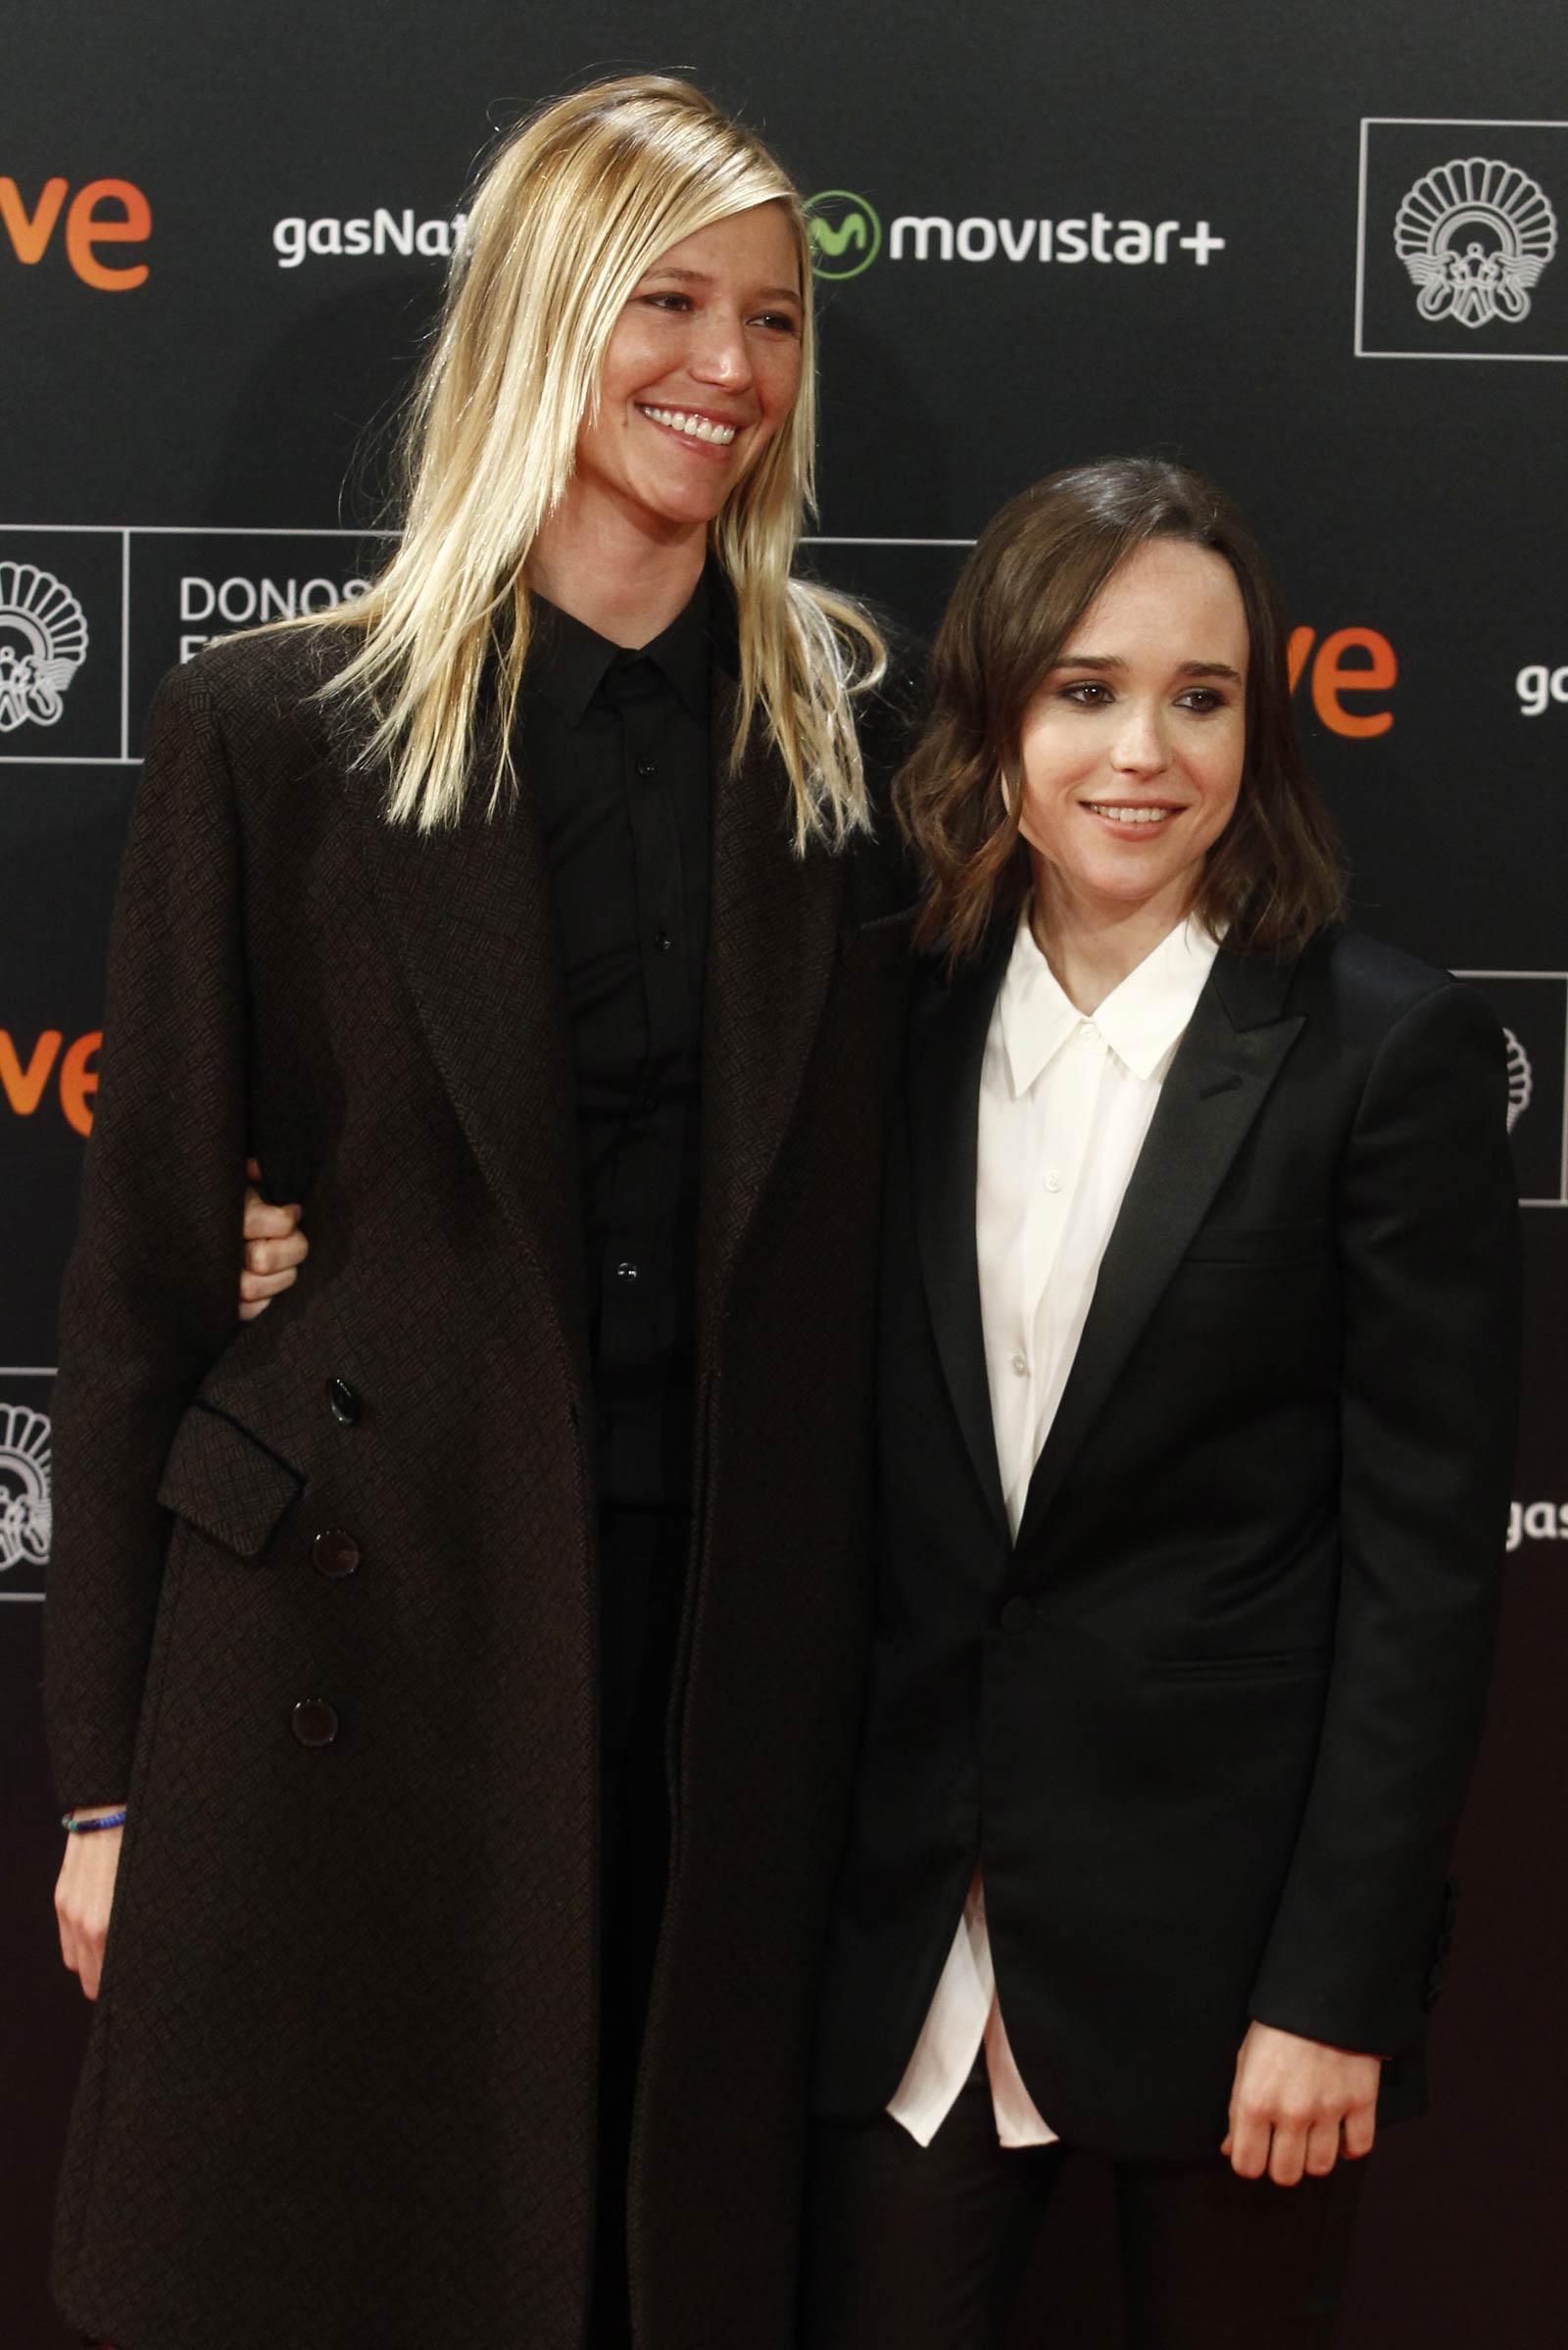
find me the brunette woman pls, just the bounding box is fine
[804,460,1520,2347]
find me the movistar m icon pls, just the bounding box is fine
[806,190,882,280]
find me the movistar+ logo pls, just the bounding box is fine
[806,190,882,280]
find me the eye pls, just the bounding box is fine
[1059,679,1114,707]
[636,289,694,313]
[1176,687,1230,712]
[751,309,802,335]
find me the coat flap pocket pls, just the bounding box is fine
[157,1402,305,1558]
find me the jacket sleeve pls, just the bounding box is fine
[44,660,252,1809]
[1248,977,1522,2055]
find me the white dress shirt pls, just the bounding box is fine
[888,906,1221,2150]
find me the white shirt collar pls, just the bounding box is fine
[997,907,1221,1096]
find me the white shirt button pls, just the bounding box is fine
[1010,1351,1029,1377]
[1078,1019,1099,1041]
[1044,1169,1062,1194]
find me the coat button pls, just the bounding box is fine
[999,1597,1035,1636]
[325,1376,361,1425]
[312,1529,361,1579]
[291,1698,339,1747]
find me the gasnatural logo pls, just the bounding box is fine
[0,1403,50,1575]
[806,190,883,280]
[1395,157,1556,328]
[1503,1029,1534,1132]
[272,208,468,269]
[1518,662,1568,715]
[0,563,88,731]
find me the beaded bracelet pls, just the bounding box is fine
[61,1809,127,1833]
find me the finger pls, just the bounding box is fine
[1227,2113,1271,2179]
[238,1298,270,1323]
[247,1231,308,1273]
[243,1234,307,1277]
[240,1267,298,1303]
[1267,2122,1307,2187]
[245,1155,263,1179]
[243,1198,302,1240]
[1303,2119,1341,2177]
[1343,2104,1377,2161]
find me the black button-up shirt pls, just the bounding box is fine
[520,578,713,1516]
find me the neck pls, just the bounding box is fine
[527,485,708,649]
[1029,862,1197,1014]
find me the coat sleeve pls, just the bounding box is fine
[44,659,252,1809]
[1247,977,1522,2056]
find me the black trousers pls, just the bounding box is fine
[801,2068,1367,2350]
[588,1509,688,2349]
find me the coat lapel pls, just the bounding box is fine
[697,673,847,1358]
[343,716,590,1411]
[1009,946,1305,1566]
[907,931,1014,1538]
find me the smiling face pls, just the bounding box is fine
[1016,537,1250,939]
[570,201,806,545]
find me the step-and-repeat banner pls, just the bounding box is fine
[5,5,1565,2340]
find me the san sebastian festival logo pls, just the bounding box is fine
[1503,1029,1534,1133]
[0,563,88,731]
[1395,157,1557,328]
[0,1402,51,1576]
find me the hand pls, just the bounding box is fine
[54,1810,125,2000]
[239,1156,308,1320]
[1221,2020,1380,2184]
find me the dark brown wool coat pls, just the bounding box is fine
[44,622,913,2350]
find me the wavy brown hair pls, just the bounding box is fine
[898,458,1346,964]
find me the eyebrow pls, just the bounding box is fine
[1053,654,1245,684]
[638,265,803,304]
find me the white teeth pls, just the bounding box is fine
[640,404,736,445]
[1086,804,1173,825]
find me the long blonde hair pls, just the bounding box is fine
[317,73,884,849]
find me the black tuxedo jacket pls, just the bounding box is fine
[812,921,1521,2161]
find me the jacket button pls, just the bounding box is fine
[291,1698,339,1747]
[312,1530,361,1579]
[1000,1597,1035,1636]
[325,1376,361,1425]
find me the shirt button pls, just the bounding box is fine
[637,1092,658,1117]
[654,930,673,954]
[1000,1597,1035,1636]
[615,1261,639,1283]
[1078,1020,1100,1043]
[636,758,657,781]
[1044,1169,1062,1194]
[1010,1351,1029,1377]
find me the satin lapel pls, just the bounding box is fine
[1010,948,1305,1566]
[697,674,846,1358]
[907,931,1014,1538]
[344,729,589,1408]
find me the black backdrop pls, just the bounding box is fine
[5,5,1566,2340]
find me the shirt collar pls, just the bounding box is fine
[526,567,713,727]
[998,907,1221,1095]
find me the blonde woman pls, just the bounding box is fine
[45,76,910,2350]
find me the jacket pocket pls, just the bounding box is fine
[1148,1646,1333,1683]
[156,1400,306,1558]
[1182,1219,1330,1265]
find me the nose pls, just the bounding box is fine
[1109,699,1170,778]
[687,306,754,393]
